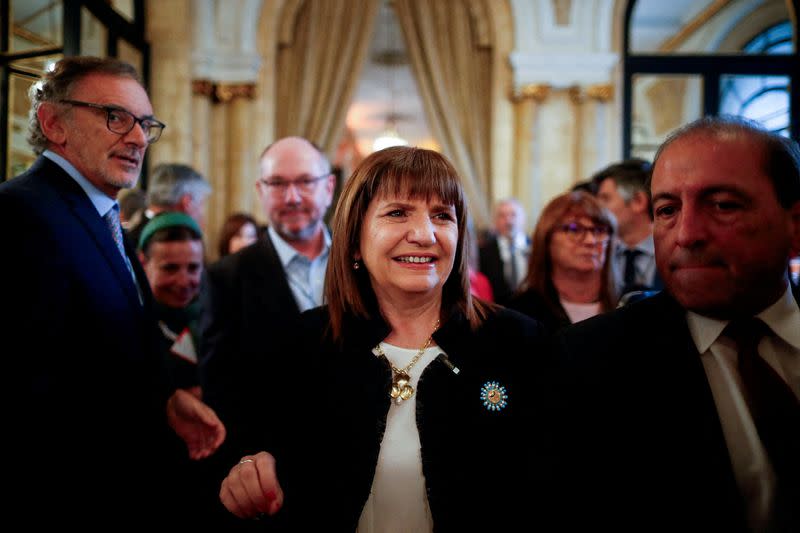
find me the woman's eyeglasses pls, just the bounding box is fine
[557,222,611,242]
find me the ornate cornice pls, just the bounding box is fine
[568,85,584,104]
[192,80,257,103]
[585,83,613,102]
[512,83,552,103]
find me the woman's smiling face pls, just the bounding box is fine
[358,192,458,304]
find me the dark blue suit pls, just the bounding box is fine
[0,157,182,528]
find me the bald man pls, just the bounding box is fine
[199,137,335,455]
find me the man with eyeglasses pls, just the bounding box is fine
[0,56,224,528]
[199,136,335,463]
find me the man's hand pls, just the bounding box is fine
[166,388,226,460]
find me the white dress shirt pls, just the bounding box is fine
[268,225,330,312]
[496,232,530,289]
[686,287,800,531]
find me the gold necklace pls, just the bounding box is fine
[374,319,440,403]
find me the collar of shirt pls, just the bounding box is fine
[687,285,800,353]
[499,232,529,252]
[43,150,117,217]
[268,224,331,268]
[613,234,655,257]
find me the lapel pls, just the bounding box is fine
[39,157,142,309]
[250,232,301,315]
[648,293,744,505]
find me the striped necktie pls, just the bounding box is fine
[103,204,127,260]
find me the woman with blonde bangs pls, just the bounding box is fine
[509,190,616,333]
[219,146,551,531]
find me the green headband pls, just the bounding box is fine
[138,212,202,250]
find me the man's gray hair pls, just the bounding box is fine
[147,163,212,207]
[27,56,142,155]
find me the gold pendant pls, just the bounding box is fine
[390,371,414,403]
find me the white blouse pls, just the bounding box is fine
[356,343,441,533]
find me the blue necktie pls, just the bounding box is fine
[103,205,127,261]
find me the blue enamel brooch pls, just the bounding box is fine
[480,381,508,411]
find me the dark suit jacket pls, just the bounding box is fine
[548,290,799,532]
[478,234,529,305]
[0,157,183,528]
[199,233,301,449]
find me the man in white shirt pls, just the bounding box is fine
[199,137,335,455]
[551,116,800,532]
[479,198,531,304]
[594,158,663,300]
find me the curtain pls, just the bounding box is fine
[275,0,379,154]
[393,0,493,225]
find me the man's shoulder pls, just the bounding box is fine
[558,291,677,346]
[0,158,70,219]
[207,235,282,280]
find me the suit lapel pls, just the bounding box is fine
[253,232,302,315]
[43,159,142,309]
[652,293,744,510]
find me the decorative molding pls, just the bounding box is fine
[585,83,613,102]
[191,0,263,82]
[192,80,257,103]
[510,51,619,89]
[512,83,552,103]
[659,0,732,52]
[191,50,262,83]
[568,85,584,105]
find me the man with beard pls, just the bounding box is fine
[550,116,800,532]
[0,56,224,529]
[199,137,335,457]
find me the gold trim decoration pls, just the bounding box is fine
[192,80,214,98]
[192,80,257,103]
[568,85,584,105]
[585,83,613,102]
[512,83,551,103]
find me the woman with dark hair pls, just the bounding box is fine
[508,190,616,333]
[218,146,550,531]
[217,212,259,258]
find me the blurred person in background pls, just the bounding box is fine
[508,191,616,333]
[217,212,259,258]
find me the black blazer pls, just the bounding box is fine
[0,157,181,527]
[199,233,301,447]
[478,234,529,305]
[247,305,554,531]
[507,288,572,334]
[548,290,799,532]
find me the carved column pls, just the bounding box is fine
[512,83,550,226]
[568,85,585,183]
[585,83,614,174]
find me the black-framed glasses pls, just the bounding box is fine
[557,222,611,242]
[60,99,166,144]
[258,174,329,196]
